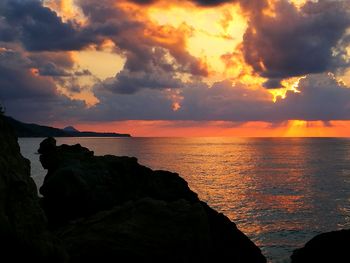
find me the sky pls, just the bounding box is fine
[0,0,350,136]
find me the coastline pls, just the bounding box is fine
[1,114,348,262]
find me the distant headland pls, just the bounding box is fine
[3,116,131,138]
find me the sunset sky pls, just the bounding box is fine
[1,0,350,136]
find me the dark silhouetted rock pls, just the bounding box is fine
[39,137,267,263]
[39,137,198,227]
[0,116,67,262]
[56,198,265,263]
[291,229,350,263]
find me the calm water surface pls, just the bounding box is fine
[19,137,350,263]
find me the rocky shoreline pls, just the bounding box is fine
[0,115,348,262]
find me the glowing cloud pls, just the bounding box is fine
[1,0,350,136]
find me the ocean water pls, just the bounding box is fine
[19,137,350,262]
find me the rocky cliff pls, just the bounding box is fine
[291,229,350,263]
[5,114,349,263]
[38,137,267,263]
[0,116,66,262]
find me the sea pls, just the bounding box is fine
[18,137,350,263]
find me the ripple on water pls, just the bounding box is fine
[19,137,350,262]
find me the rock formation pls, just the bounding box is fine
[291,229,350,263]
[0,116,66,262]
[38,137,267,263]
[38,137,198,227]
[6,112,350,263]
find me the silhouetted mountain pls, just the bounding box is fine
[4,116,131,138]
[62,126,80,133]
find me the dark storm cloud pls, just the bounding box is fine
[74,69,92,76]
[243,0,350,87]
[0,65,55,99]
[75,73,350,122]
[4,96,86,123]
[0,47,88,123]
[0,0,101,51]
[37,62,71,76]
[92,88,179,121]
[29,51,75,69]
[191,0,268,11]
[0,48,57,100]
[7,73,350,125]
[127,0,158,4]
[104,47,188,94]
[127,0,267,9]
[103,68,183,94]
[262,78,283,89]
[2,0,350,124]
[119,0,350,92]
[0,0,208,109]
[181,74,350,122]
[29,51,92,77]
[175,80,272,121]
[127,0,232,6]
[0,0,207,95]
[35,61,92,77]
[192,0,231,6]
[273,74,350,121]
[0,45,93,123]
[0,19,16,42]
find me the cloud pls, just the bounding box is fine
[76,73,350,122]
[22,72,339,124]
[0,0,102,51]
[127,0,267,9]
[4,96,86,123]
[243,0,350,87]
[0,45,94,121]
[1,0,350,126]
[103,47,188,94]
[74,0,209,94]
[0,47,57,100]
[273,73,350,121]
[122,0,350,91]
[29,51,75,70]
[103,68,183,94]
[0,46,87,124]
[77,85,179,121]
[175,80,273,121]
[127,0,230,6]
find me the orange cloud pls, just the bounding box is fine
[3,0,350,128]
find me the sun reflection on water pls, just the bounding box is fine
[19,137,350,262]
